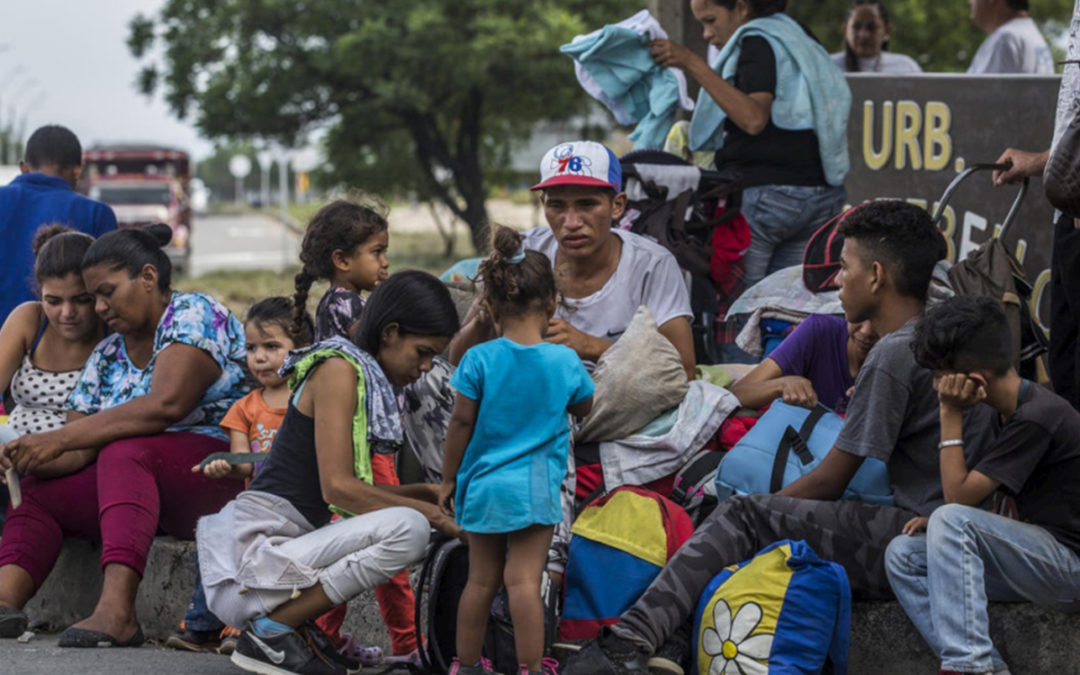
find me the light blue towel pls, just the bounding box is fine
[688,13,851,187]
[561,26,682,150]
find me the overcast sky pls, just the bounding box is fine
[0,0,212,161]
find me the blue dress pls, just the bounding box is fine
[450,339,594,533]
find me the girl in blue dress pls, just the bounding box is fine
[440,225,594,675]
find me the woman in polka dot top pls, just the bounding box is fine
[0,226,104,440]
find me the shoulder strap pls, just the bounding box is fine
[29,313,48,357]
[769,405,828,493]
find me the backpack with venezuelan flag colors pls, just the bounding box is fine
[560,487,694,641]
[693,539,851,675]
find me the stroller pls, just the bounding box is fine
[617,149,742,364]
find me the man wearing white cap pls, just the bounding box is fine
[452,140,694,376]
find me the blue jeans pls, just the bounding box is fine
[886,504,1080,673]
[741,184,846,290]
[184,557,225,633]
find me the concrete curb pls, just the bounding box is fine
[21,538,1080,672]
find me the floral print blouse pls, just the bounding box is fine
[67,291,250,439]
[314,286,366,342]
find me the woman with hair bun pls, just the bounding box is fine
[648,0,850,291]
[0,223,250,649]
[0,225,104,440]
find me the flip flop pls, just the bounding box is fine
[0,606,28,638]
[57,624,146,648]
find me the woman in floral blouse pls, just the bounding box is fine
[0,223,249,648]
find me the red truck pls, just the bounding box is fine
[81,144,192,274]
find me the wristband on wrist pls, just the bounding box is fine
[938,439,964,450]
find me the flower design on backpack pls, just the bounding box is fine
[701,599,773,674]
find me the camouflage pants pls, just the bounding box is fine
[613,494,916,652]
[402,357,577,575]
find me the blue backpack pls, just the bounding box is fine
[714,400,893,505]
[692,539,851,675]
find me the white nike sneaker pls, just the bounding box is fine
[230,627,347,675]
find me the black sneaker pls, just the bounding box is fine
[165,626,221,652]
[0,607,28,639]
[647,623,690,675]
[231,627,347,675]
[562,628,651,675]
[299,621,362,674]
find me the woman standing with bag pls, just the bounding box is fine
[649,0,850,290]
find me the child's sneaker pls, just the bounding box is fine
[165,621,220,652]
[217,625,241,655]
[449,657,498,674]
[384,647,424,666]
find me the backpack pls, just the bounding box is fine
[714,401,894,506]
[693,539,851,675]
[671,449,724,526]
[414,537,559,674]
[559,487,695,641]
[948,238,1047,378]
[619,149,741,364]
[932,165,1047,378]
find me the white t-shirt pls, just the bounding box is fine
[522,226,692,348]
[968,17,1054,74]
[830,51,923,74]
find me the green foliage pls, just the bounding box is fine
[129,0,639,248]
[789,0,1073,72]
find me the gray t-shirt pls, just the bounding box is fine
[523,227,692,358]
[834,322,997,515]
[968,17,1054,74]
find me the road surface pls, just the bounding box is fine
[188,212,300,277]
[0,634,238,674]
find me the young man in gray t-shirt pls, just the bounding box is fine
[563,201,997,675]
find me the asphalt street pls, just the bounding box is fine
[188,212,300,277]
[0,634,239,674]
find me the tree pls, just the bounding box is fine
[789,0,1072,72]
[128,0,637,250]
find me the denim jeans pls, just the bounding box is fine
[741,184,847,290]
[885,504,1080,673]
[183,557,225,632]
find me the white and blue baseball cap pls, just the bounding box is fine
[530,140,622,192]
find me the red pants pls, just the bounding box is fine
[0,432,240,589]
[315,452,418,655]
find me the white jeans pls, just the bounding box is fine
[255,506,429,612]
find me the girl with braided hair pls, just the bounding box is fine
[292,197,390,343]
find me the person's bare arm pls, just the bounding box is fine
[993,148,1049,186]
[6,342,223,474]
[449,299,496,366]
[568,396,593,419]
[778,447,866,501]
[658,317,696,381]
[545,319,614,364]
[439,394,479,515]
[937,375,1000,505]
[0,303,39,394]
[729,358,819,409]
[2,411,98,479]
[650,40,773,135]
[307,358,460,537]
